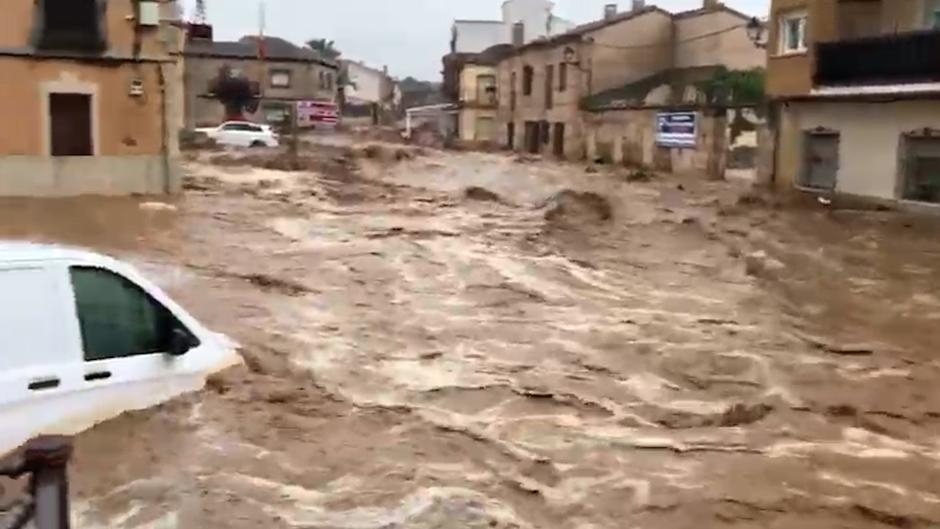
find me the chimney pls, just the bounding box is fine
[631,0,646,13]
[604,4,617,19]
[512,22,525,46]
[703,0,721,9]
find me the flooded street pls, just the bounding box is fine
[3,140,940,528]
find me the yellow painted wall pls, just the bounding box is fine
[0,58,165,156]
[767,0,933,98]
[459,108,499,142]
[459,64,497,104]
[766,0,822,98]
[0,0,174,59]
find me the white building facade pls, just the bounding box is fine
[451,0,574,54]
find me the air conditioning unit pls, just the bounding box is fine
[138,1,160,26]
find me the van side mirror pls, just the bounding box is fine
[167,328,194,357]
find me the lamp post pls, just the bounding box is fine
[746,17,767,49]
[563,46,585,71]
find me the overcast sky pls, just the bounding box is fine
[183,0,768,80]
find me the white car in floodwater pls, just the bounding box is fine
[0,242,239,457]
[196,121,280,148]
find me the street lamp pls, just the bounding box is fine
[563,45,593,74]
[563,46,582,69]
[746,17,767,48]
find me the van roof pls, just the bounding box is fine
[0,241,113,264]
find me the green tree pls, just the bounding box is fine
[699,66,765,107]
[306,38,357,111]
[306,38,341,59]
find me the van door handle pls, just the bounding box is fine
[84,371,112,382]
[28,378,61,391]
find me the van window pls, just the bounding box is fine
[0,266,71,370]
[69,267,190,361]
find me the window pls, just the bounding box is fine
[778,10,807,54]
[801,131,839,190]
[70,267,197,361]
[36,0,106,52]
[475,116,496,142]
[222,123,263,132]
[319,71,334,90]
[545,64,554,109]
[926,0,940,28]
[50,93,92,156]
[559,62,568,92]
[510,71,517,111]
[902,135,940,203]
[522,65,534,96]
[477,74,496,104]
[270,70,291,88]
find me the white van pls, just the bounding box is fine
[0,242,239,456]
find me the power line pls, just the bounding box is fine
[588,24,747,51]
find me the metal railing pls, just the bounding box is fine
[815,29,940,86]
[0,437,72,529]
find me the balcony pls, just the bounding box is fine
[814,30,940,87]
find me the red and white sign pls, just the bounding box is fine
[297,100,339,127]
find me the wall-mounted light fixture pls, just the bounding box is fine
[563,46,588,71]
[746,17,767,49]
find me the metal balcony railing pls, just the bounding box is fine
[814,29,940,86]
[0,437,72,529]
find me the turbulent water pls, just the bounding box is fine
[2,141,940,529]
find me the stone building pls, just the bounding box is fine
[766,0,940,206]
[497,0,765,176]
[0,0,185,196]
[442,45,513,145]
[183,35,338,128]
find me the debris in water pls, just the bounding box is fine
[463,186,507,204]
[718,402,774,427]
[744,250,785,278]
[139,201,177,212]
[625,169,653,183]
[542,190,613,224]
[240,273,311,296]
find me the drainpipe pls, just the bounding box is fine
[158,63,171,194]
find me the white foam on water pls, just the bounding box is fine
[223,473,531,529]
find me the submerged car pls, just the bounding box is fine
[195,121,280,148]
[0,242,239,456]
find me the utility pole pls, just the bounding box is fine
[195,0,207,23]
[257,1,266,102]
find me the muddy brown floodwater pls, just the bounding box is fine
[2,138,940,529]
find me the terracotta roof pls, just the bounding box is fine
[453,19,503,25]
[501,3,758,58]
[674,4,754,21]
[511,6,671,53]
[185,36,337,67]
